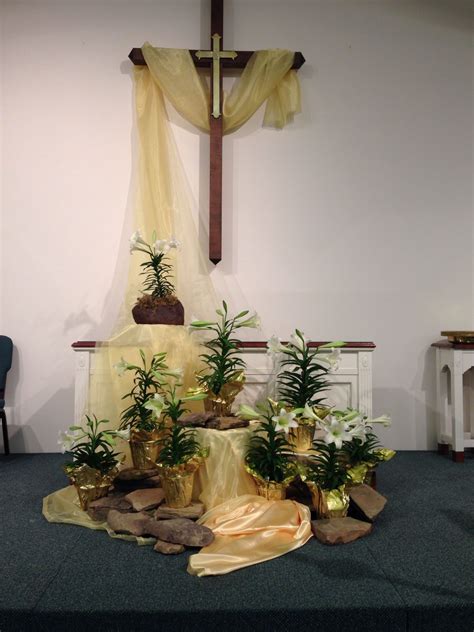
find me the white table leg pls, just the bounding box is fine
[451,352,465,462]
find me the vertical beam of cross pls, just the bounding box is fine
[208,0,224,264]
[129,0,305,265]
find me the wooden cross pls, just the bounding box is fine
[129,0,305,264]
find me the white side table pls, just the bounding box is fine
[432,340,474,462]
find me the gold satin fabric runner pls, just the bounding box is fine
[188,495,312,577]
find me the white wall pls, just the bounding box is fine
[1,0,472,452]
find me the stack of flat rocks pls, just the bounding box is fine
[311,484,388,545]
[179,412,249,430]
[87,467,213,555]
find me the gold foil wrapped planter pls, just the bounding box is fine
[289,423,315,453]
[203,371,246,417]
[158,457,204,508]
[347,449,396,486]
[306,481,349,519]
[129,429,162,470]
[246,467,295,501]
[65,464,118,511]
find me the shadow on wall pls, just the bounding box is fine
[8,387,74,453]
[372,383,437,451]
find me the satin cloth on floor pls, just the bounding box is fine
[187,494,312,577]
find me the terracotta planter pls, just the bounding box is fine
[306,481,349,519]
[65,464,118,511]
[129,429,162,470]
[132,298,184,325]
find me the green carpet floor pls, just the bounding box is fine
[0,451,473,632]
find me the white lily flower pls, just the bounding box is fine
[163,368,184,381]
[129,230,147,252]
[143,393,166,417]
[349,422,367,441]
[153,239,170,254]
[321,416,353,449]
[272,408,298,434]
[367,414,391,427]
[113,428,131,441]
[57,429,80,454]
[238,312,261,329]
[302,403,324,422]
[289,330,309,351]
[113,357,130,377]
[168,236,181,249]
[266,335,285,355]
[238,404,260,420]
[316,347,341,369]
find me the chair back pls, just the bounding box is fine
[0,336,13,397]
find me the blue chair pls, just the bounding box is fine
[0,336,13,455]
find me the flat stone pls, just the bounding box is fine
[113,474,162,492]
[87,493,132,521]
[312,517,372,545]
[179,412,218,428]
[116,467,159,481]
[125,488,166,512]
[348,484,387,522]
[206,416,249,430]
[145,518,214,547]
[107,510,152,537]
[155,502,205,521]
[153,539,185,555]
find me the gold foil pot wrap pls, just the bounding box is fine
[158,457,203,508]
[373,448,396,463]
[306,481,349,519]
[313,406,332,420]
[347,463,369,485]
[129,429,162,470]
[289,423,315,453]
[246,467,294,501]
[203,371,246,417]
[65,464,118,511]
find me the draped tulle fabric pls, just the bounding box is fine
[194,428,258,509]
[141,44,301,134]
[187,495,312,576]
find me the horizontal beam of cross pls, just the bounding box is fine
[129,48,305,69]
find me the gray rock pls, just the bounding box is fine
[145,518,214,547]
[348,484,387,522]
[87,493,132,521]
[154,539,185,555]
[206,416,249,430]
[125,488,166,512]
[107,510,152,537]
[312,517,372,545]
[154,502,205,521]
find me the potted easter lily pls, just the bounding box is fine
[146,372,208,508]
[59,415,128,510]
[115,350,171,469]
[189,301,260,417]
[267,329,344,452]
[129,229,184,325]
[239,400,298,500]
[303,410,355,518]
[340,410,395,487]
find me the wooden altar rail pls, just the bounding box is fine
[72,341,375,425]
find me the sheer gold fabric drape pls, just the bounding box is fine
[87,45,301,437]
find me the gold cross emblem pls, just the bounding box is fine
[196,34,237,118]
